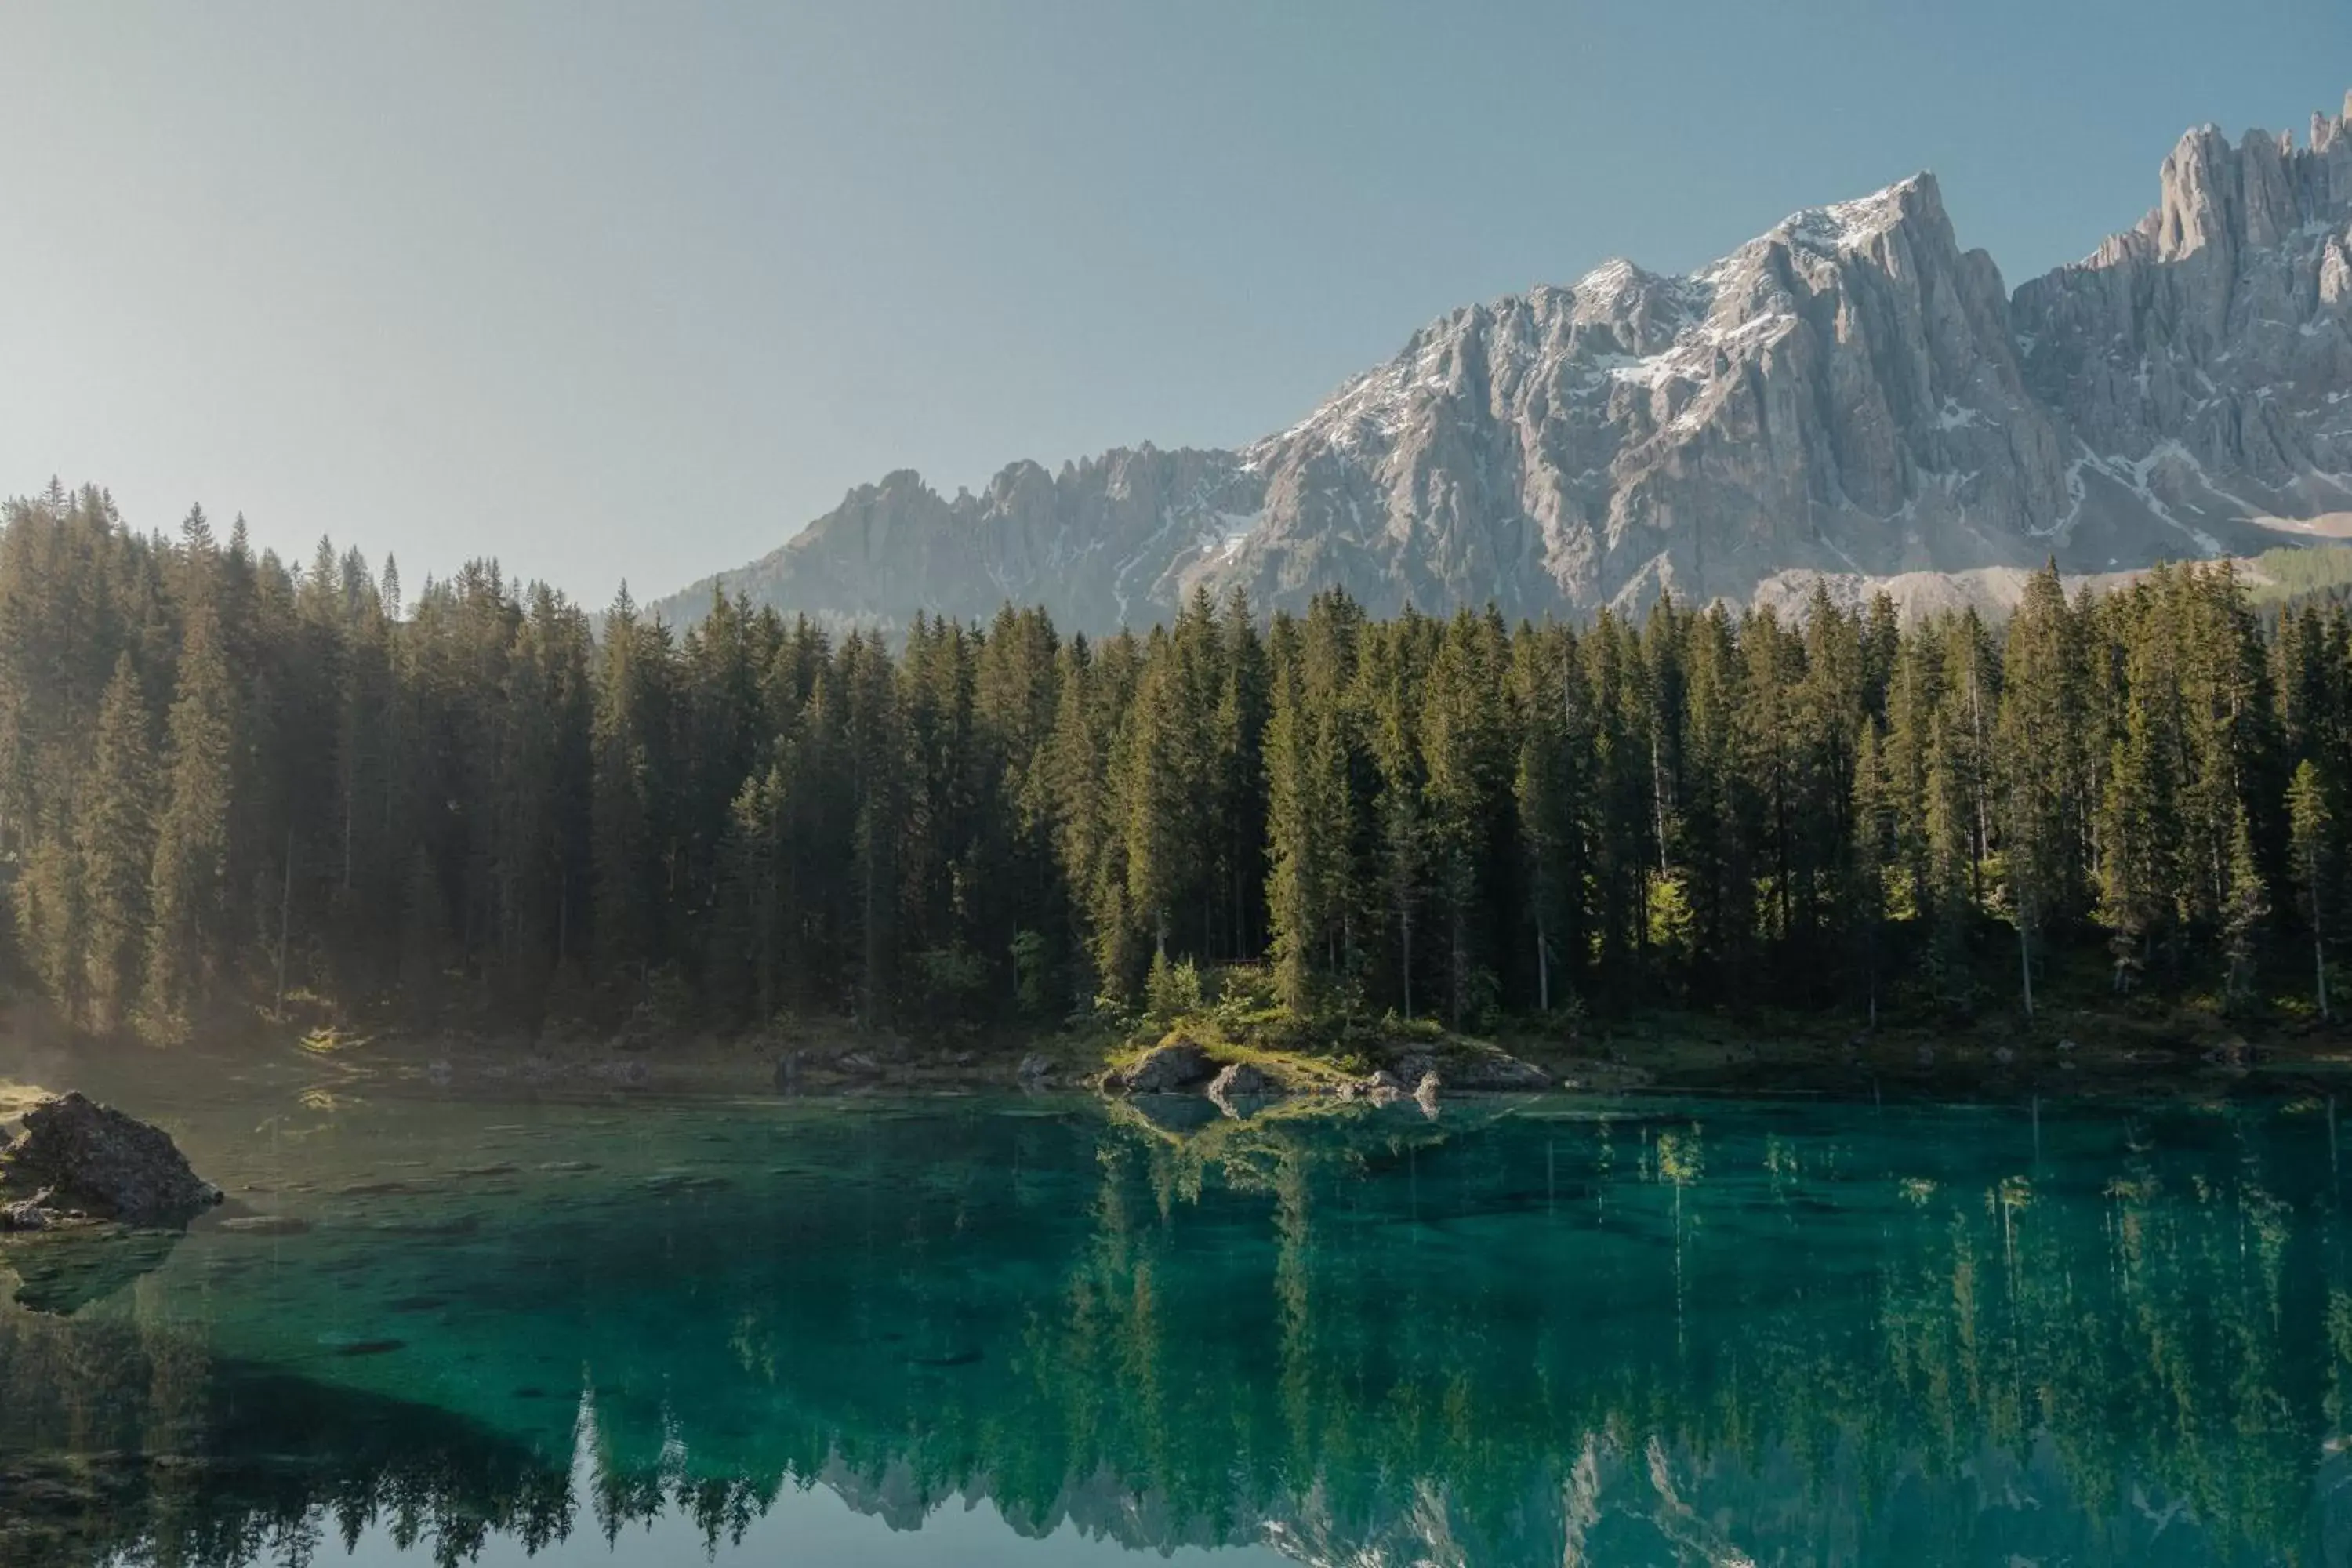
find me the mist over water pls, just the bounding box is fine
[2,1078,2348,1566]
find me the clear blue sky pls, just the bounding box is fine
[5,1,2349,606]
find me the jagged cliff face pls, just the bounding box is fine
[1220,173,2066,622]
[655,94,2352,633]
[2010,92,2352,566]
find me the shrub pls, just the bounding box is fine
[1145,951,1205,1022]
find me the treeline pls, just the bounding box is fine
[4,478,2350,1042]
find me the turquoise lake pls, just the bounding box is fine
[3,1077,2350,1566]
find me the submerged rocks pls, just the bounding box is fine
[6,1226,184,1315]
[1357,1050,1548,1105]
[1098,1038,1552,1109]
[0,1094,223,1228]
[1105,1040,1214,1094]
[2,1188,59,1232]
[2205,1038,2256,1069]
[217,1214,312,1237]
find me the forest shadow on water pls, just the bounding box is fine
[2,1082,2351,1566]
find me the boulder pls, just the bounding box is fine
[1394,1052,1438,1085]
[1207,1062,1274,1113]
[0,1094,222,1227]
[1208,1062,1271,1097]
[1414,1073,1444,1111]
[1015,1053,1054,1087]
[1363,1069,1406,1107]
[1107,1040,1214,1095]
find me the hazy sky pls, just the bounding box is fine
[6,2,2351,606]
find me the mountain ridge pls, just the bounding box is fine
[654,93,2352,632]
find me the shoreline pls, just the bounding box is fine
[10,1004,2350,1124]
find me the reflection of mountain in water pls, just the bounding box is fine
[2,1098,2349,1566]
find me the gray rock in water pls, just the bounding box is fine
[1106,1040,1214,1095]
[1207,1062,1273,1113]
[1414,1073,1444,1111]
[0,1095,221,1227]
[1394,1052,1438,1085]
[1214,1062,1270,1100]
[1015,1053,1054,1086]
[1363,1069,1406,1107]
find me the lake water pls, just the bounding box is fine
[2,1076,2350,1567]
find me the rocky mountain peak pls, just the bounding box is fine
[654,91,2352,633]
[1770,171,1947,256]
[2124,106,2352,266]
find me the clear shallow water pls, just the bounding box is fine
[2,1081,2350,1567]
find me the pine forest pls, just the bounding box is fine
[6,479,2350,1050]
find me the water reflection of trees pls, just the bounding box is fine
[3,1100,2349,1566]
[0,1297,573,1568]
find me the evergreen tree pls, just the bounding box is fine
[2289,758,2334,1018]
[1848,720,1890,1025]
[1264,620,1325,1015]
[590,587,662,982]
[839,630,903,1025]
[79,654,158,1029]
[1510,626,1581,1014]
[2222,803,2267,1010]
[146,603,237,1032]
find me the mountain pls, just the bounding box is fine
[653,92,2352,633]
